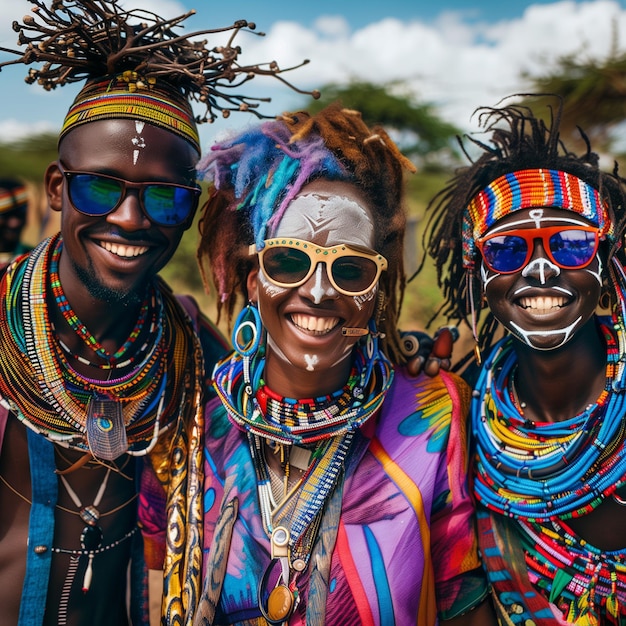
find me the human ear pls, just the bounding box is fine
[45,161,64,213]
[246,267,259,303]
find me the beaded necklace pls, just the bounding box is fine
[520,516,626,623]
[213,340,393,623]
[49,239,150,368]
[213,345,393,446]
[0,235,197,455]
[472,318,626,521]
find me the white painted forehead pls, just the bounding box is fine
[274,192,375,248]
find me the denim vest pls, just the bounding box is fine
[0,405,148,625]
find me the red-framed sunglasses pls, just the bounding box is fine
[476,225,600,274]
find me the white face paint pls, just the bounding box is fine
[521,257,561,284]
[132,120,146,165]
[309,263,336,305]
[274,193,375,245]
[510,316,583,350]
[353,288,377,311]
[304,354,320,371]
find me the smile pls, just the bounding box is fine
[291,313,340,334]
[518,295,568,314]
[99,241,149,258]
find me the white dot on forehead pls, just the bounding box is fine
[275,192,374,247]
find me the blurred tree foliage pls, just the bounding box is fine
[307,80,461,167]
[0,133,58,181]
[521,23,626,160]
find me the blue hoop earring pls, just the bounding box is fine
[232,302,262,358]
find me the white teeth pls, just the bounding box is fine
[100,241,149,258]
[291,314,339,334]
[519,296,567,313]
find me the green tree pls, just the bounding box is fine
[306,80,461,165]
[521,24,626,156]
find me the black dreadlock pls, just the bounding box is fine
[420,96,626,364]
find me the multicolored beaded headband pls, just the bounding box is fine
[0,185,28,215]
[462,168,611,268]
[60,74,200,153]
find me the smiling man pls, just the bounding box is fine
[0,1,311,624]
[423,99,626,625]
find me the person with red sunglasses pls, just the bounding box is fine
[422,98,626,625]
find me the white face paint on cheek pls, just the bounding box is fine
[584,254,603,286]
[258,271,286,298]
[132,121,146,165]
[353,287,377,311]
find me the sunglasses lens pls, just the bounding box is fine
[143,185,197,226]
[69,174,123,216]
[549,229,597,267]
[262,247,311,284]
[481,235,528,273]
[332,256,379,293]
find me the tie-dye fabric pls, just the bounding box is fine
[200,368,487,625]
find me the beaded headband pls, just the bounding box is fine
[0,185,28,215]
[462,168,611,268]
[60,75,200,153]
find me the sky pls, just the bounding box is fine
[2,0,626,150]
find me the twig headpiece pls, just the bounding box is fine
[1,0,319,149]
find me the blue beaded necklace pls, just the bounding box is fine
[472,317,626,520]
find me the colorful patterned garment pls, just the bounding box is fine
[195,367,488,625]
[0,238,228,624]
[471,324,626,625]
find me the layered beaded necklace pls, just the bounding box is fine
[213,340,393,623]
[472,318,626,520]
[0,235,194,456]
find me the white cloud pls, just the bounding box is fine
[232,0,626,135]
[3,0,626,142]
[0,118,57,143]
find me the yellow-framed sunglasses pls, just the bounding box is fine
[250,237,387,296]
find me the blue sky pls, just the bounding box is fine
[2,0,626,148]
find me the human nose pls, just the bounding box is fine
[105,188,151,231]
[521,238,561,284]
[300,262,338,304]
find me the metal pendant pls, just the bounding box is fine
[86,397,128,461]
[267,584,294,622]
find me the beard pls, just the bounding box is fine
[72,257,147,307]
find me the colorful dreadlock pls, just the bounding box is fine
[196,103,416,364]
[421,98,626,363]
[0,0,318,152]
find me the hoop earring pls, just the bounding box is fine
[232,302,262,358]
[599,288,612,311]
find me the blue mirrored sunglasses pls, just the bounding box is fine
[59,162,201,227]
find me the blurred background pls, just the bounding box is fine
[2,0,626,342]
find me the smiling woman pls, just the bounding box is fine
[421,97,626,625]
[137,102,500,624]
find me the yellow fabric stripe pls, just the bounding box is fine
[369,438,436,626]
